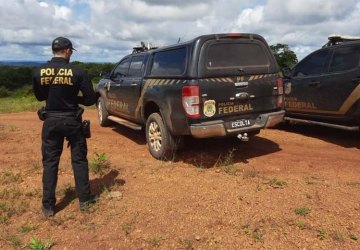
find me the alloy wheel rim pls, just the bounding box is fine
[148,121,162,152]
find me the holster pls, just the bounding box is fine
[37,107,46,121]
[82,120,91,138]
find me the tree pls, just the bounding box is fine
[270,43,298,69]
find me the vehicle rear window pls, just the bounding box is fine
[206,42,269,68]
[150,47,186,76]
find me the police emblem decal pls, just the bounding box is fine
[203,100,216,117]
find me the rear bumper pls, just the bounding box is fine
[190,110,285,138]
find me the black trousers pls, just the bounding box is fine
[41,116,91,209]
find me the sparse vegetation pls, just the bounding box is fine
[0,199,29,223]
[317,229,327,240]
[0,171,22,185]
[147,236,163,247]
[18,224,38,233]
[215,148,236,168]
[350,233,358,241]
[90,152,111,175]
[121,213,139,236]
[178,238,194,250]
[4,234,22,248]
[295,220,310,230]
[266,177,287,188]
[294,207,311,216]
[253,228,264,242]
[27,236,53,250]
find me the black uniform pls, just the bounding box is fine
[33,57,96,211]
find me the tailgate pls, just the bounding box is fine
[200,74,281,118]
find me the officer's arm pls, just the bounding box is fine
[32,71,47,101]
[77,73,96,106]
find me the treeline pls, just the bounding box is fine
[0,62,115,97]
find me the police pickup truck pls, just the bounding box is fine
[284,35,360,132]
[96,33,284,159]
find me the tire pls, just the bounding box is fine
[97,97,111,127]
[146,113,182,160]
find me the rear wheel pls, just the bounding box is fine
[146,113,182,160]
[97,97,111,127]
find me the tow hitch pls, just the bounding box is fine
[237,133,249,142]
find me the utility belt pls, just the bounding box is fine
[37,107,91,138]
[38,107,83,120]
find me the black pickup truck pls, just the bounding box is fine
[284,35,360,132]
[96,33,284,159]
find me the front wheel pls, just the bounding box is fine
[97,97,111,127]
[146,113,182,160]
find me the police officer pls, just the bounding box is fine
[33,37,97,217]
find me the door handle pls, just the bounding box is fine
[308,81,320,86]
[131,83,137,86]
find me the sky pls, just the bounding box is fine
[1,0,360,63]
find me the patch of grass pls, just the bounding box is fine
[27,236,53,250]
[178,238,194,250]
[215,148,236,167]
[121,222,134,236]
[0,86,43,113]
[18,224,38,233]
[4,234,22,248]
[242,224,251,235]
[317,229,327,240]
[350,233,358,241]
[295,220,310,230]
[252,228,264,242]
[121,213,139,236]
[0,199,29,224]
[266,178,287,188]
[0,171,22,185]
[147,236,163,247]
[90,152,111,175]
[294,207,311,216]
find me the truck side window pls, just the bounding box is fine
[128,55,147,77]
[293,49,329,76]
[329,46,360,72]
[150,48,187,76]
[112,58,130,79]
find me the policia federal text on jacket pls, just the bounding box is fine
[32,37,97,217]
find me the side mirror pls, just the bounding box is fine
[100,71,110,79]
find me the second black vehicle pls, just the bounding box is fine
[96,33,285,159]
[284,35,360,132]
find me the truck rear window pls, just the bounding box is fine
[150,47,186,76]
[206,42,269,68]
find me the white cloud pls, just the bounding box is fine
[0,0,359,62]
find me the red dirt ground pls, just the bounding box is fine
[0,110,359,249]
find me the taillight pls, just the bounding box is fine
[182,86,200,118]
[277,78,284,107]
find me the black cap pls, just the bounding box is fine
[52,37,76,51]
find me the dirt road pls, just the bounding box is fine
[0,110,359,249]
